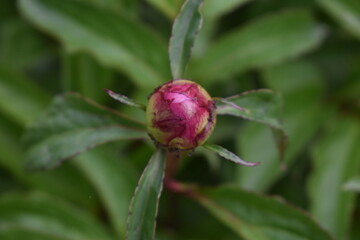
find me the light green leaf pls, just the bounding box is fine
[19,0,170,89]
[127,148,166,240]
[195,185,334,240]
[318,0,360,40]
[169,0,203,79]
[237,61,330,191]
[0,192,114,240]
[343,176,360,193]
[145,0,183,19]
[308,116,360,238]
[0,65,50,125]
[191,9,326,85]
[203,0,253,19]
[76,146,138,238]
[24,93,146,170]
[202,143,259,167]
[105,89,146,110]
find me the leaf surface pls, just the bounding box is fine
[343,176,360,193]
[203,0,253,19]
[202,143,259,167]
[127,148,166,240]
[19,0,170,89]
[195,185,334,240]
[105,89,145,110]
[24,93,146,170]
[76,146,138,238]
[0,65,49,125]
[237,61,330,191]
[191,9,325,85]
[0,192,113,240]
[169,0,203,79]
[217,89,287,165]
[308,116,360,238]
[318,0,360,40]
[145,0,183,19]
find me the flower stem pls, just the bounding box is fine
[164,151,197,197]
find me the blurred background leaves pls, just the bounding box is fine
[0,0,360,239]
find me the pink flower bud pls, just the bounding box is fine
[146,80,216,150]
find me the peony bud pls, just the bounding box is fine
[146,80,216,150]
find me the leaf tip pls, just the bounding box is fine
[245,161,261,167]
[103,88,112,95]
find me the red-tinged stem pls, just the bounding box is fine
[164,151,198,198]
[164,179,197,198]
[164,151,181,182]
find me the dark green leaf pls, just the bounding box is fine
[237,61,331,191]
[308,116,360,238]
[191,9,326,85]
[0,229,58,240]
[76,146,138,238]
[216,89,287,165]
[0,19,52,69]
[0,67,98,207]
[0,117,97,208]
[24,93,146,170]
[145,0,183,19]
[169,0,203,79]
[105,89,146,110]
[0,65,50,125]
[202,143,259,167]
[194,185,334,240]
[343,176,360,193]
[0,192,113,240]
[318,0,360,40]
[203,0,253,19]
[127,148,166,240]
[61,53,115,103]
[19,0,170,89]
[217,89,283,129]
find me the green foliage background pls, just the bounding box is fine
[0,0,360,239]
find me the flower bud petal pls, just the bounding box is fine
[146,80,216,150]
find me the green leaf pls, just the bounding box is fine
[237,61,330,191]
[202,143,259,167]
[145,0,183,19]
[19,0,170,89]
[343,176,360,193]
[202,0,253,19]
[191,9,326,85]
[216,89,287,165]
[61,53,115,103]
[194,185,334,240]
[0,19,52,69]
[318,0,360,40]
[0,117,97,208]
[0,65,50,125]
[0,229,56,240]
[0,192,113,240]
[24,93,146,170]
[75,146,138,238]
[127,148,166,240]
[105,89,146,110]
[169,0,203,79]
[308,116,360,238]
[216,89,283,129]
